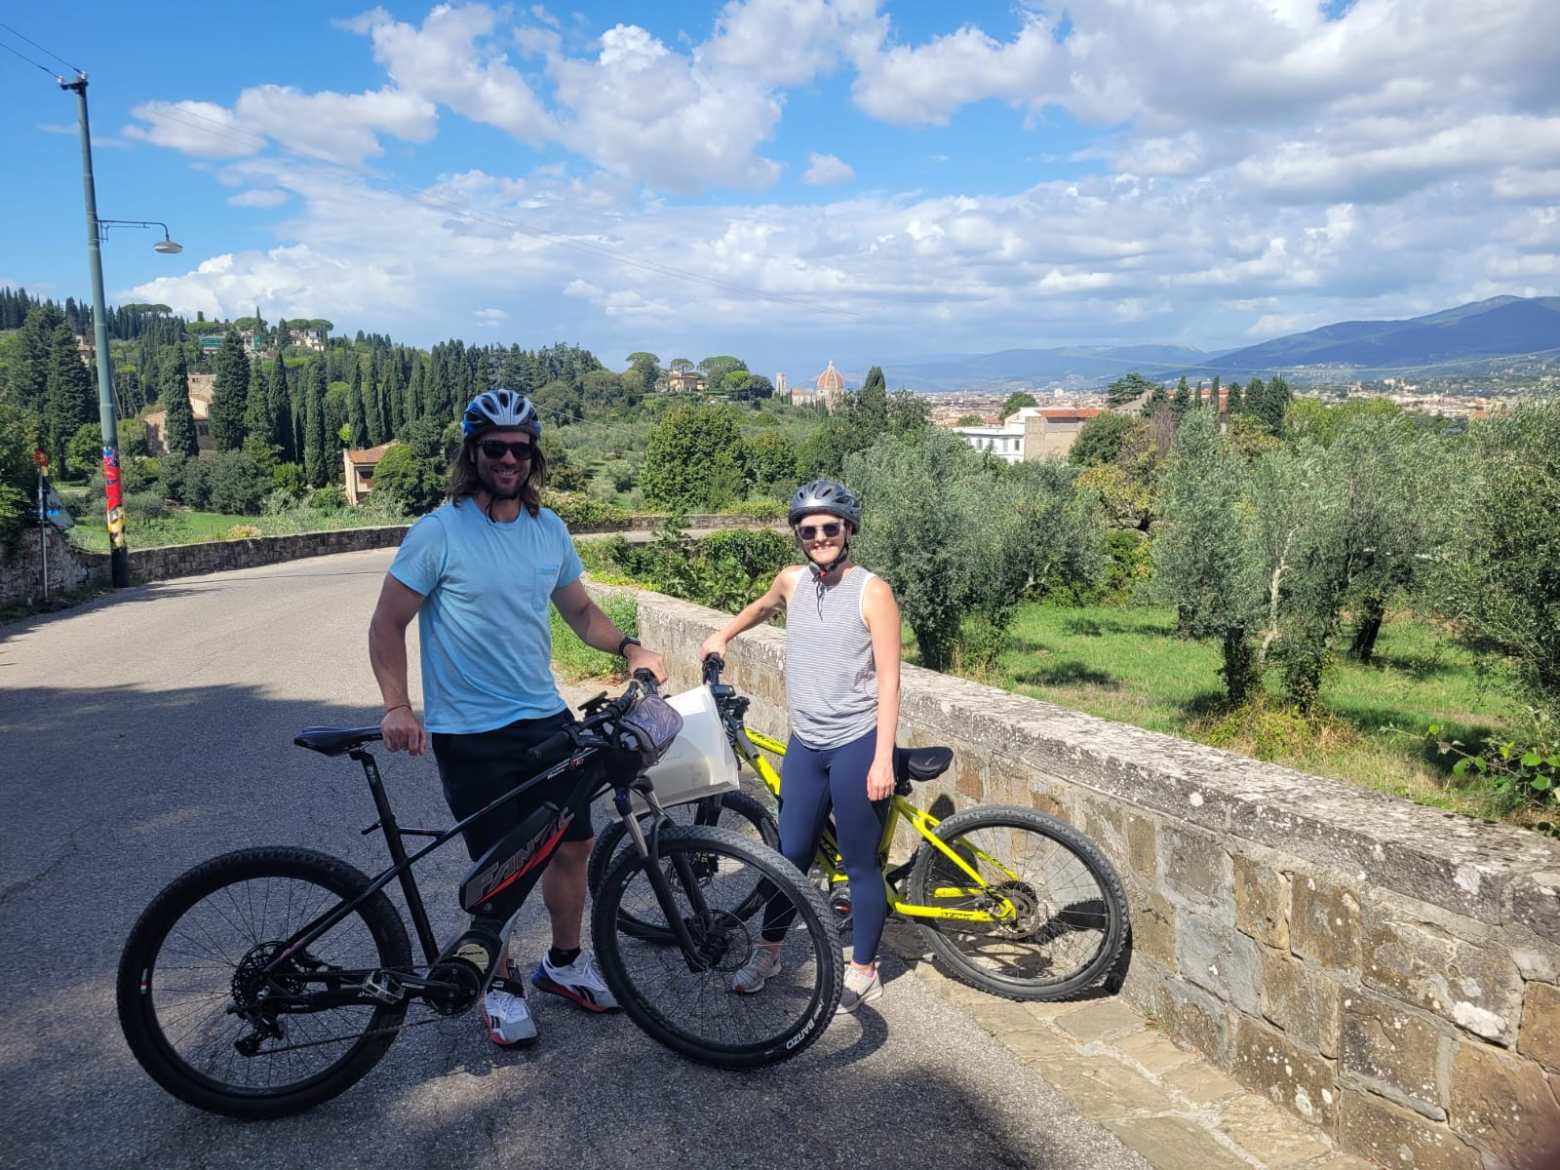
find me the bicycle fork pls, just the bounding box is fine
[612,785,721,973]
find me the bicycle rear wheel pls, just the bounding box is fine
[588,790,778,944]
[117,847,412,1119]
[592,826,841,1069]
[909,806,1128,1001]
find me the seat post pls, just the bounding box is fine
[353,750,440,963]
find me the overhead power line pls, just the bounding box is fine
[0,21,83,74]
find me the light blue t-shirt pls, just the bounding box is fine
[389,500,584,734]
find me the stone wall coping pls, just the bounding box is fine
[631,589,1560,928]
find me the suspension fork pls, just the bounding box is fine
[612,786,716,972]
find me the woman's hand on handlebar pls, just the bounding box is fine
[381,706,427,756]
[698,634,727,662]
[623,642,667,684]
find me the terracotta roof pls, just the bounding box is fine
[345,443,394,465]
[1038,407,1103,419]
[815,360,845,394]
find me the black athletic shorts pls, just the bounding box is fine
[431,708,595,865]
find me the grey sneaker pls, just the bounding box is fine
[729,947,783,994]
[837,964,882,1014]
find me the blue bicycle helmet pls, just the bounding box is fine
[461,388,542,440]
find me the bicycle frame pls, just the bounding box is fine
[259,742,721,1007]
[727,723,1020,927]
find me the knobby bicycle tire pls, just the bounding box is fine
[908,805,1129,1002]
[588,790,779,944]
[592,825,841,1069]
[117,847,413,1119]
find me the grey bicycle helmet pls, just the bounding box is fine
[462,388,542,440]
[788,478,862,530]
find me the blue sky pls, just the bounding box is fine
[3,1,1557,379]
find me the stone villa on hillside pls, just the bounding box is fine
[953,405,1103,463]
[142,374,216,455]
[343,444,392,504]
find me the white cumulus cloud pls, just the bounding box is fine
[802,153,855,185]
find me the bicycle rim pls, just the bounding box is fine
[594,826,840,1068]
[912,809,1126,999]
[118,849,409,1116]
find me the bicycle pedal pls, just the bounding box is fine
[363,971,406,1005]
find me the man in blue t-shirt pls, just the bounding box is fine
[368,389,666,1050]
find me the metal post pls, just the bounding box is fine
[38,471,49,602]
[62,74,129,588]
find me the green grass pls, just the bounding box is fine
[550,594,638,682]
[64,501,405,553]
[958,603,1528,825]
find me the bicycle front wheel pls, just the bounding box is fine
[592,826,841,1069]
[117,847,412,1119]
[587,790,779,944]
[909,806,1128,1001]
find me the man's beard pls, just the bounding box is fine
[478,463,524,500]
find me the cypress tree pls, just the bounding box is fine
[208,330,250,450]
[45,322,97,475]
[243,357,273,446]
[1245,377,1267,429]
[268,350,294,461]
[1172,375,1191,418]
[385,359,405,436]
[1211,374,1222,413]
[1227,380,1245,415]
[303,361,328,487]
[348,362,368,448]
[405,354,424,422]
[162,346,199,458]
[364,372,385,446]
[1263,375,1292,436]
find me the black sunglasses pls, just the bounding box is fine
[795,522,842,540]
[477,440,535,461]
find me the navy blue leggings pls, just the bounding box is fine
[764,729,888,964]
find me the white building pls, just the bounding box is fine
[951,406,1103,463]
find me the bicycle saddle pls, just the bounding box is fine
[294,726,384,756]
[893,745,953,783]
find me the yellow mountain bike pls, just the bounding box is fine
[589,656,1130,1002]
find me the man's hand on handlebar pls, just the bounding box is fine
[623,642,668,684]
[381,706,427,756]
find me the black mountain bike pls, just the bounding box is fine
[117,675,842,1120]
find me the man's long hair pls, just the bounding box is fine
[446,437,546,518]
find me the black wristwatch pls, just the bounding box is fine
[616,635,642,657]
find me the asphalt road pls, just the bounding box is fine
[0,548,1148,1170]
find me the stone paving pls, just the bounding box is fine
[880,922,1381,1170]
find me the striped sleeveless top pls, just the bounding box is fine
[785,565,879,749]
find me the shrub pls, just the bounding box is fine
[310,484,346,512]
[607,523,793,611]
[544,491,629,528]
[718,497,786,520]
[272,461,305,498]
[124,491,168,521]
[641,403,751,512]
[372,442,444,515]
[67,423,103,482]
[207,451,271,515]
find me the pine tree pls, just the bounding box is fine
[269,350,294,461]
[348,362,368,449]
[303,361,328,487]
[14,304,65,414]
[1172,375,1191,418]
[45,323,97,475]
[162,346,199,458]
[208,330,250,449]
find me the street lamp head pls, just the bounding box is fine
[154,238,183,254]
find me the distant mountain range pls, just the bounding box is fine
[883,296,1560,391]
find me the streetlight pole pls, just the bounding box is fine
[61,72,129,587]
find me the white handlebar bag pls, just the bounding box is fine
[630,685,741,813]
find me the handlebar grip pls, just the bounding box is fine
[524,728,576,770]
[632,668,660,696]
[701,653,725,685]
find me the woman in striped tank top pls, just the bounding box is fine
[699,478,903,1013]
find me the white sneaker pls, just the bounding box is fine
[729,947,782,994]
[532,952,620,1013]
[836,963,882,1014]
[481,976,538,1047]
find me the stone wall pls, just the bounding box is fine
[0,526,96,609]
[0,512,772,605]
[627,588,1560,1170]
